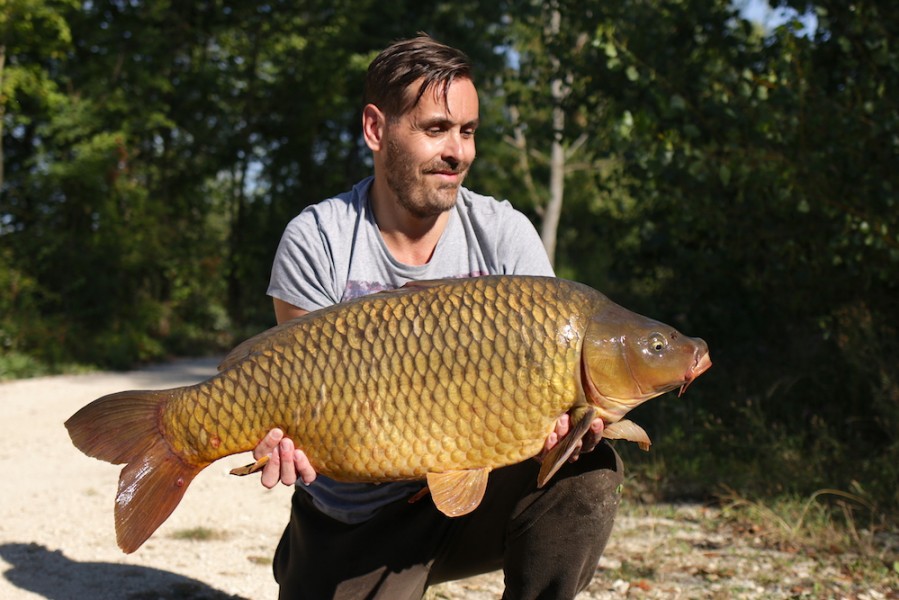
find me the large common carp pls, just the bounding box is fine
[66,275,711,553]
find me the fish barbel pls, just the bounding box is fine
[66,275,711,552]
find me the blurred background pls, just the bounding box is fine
[2,0,896,529]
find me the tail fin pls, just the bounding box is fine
[65,390,204,553]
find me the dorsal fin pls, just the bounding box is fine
[219,281,459,372]
[220,279,465,372]
[399,278,459,289]
[217,318,306,371]
[426,468,490,517]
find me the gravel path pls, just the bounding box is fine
[1,360,896,599]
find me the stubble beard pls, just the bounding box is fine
[385,138,470,219]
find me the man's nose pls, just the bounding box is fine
[442,131,468,165]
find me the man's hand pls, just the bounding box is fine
[539,412,605,463]
[254,428,317,489]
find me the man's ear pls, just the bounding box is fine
[362,104,386,151]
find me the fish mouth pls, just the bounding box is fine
[678,350,712,397]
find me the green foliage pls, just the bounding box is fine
[1,0,516,372]
[524,0,898,517]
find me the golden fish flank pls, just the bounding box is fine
[65,275,711,553]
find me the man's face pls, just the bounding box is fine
[382,77,479,218]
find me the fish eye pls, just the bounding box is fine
[649,334,667,352]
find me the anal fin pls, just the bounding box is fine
[426,468,490,517]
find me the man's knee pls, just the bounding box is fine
[510,441,623,535]
[502,443,624,597]
[548,440,624,506]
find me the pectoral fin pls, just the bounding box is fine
[229,455,270,476]
[426,468,490,517]
[537,405,597,488]
[603,419,652,451]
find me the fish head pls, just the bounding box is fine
[580,302,712,422]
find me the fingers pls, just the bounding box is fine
[256,429,318,489]
[542,431,558,454]
[578,418,605,456]
[543,413,571,453]
[260,437,287,489]
[543,415,605,464]
[254,428,284,460]
[294,450,316,485]
[556,413,571,438]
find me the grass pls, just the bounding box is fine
[719,486,879,549]
[169,527,230,542]
[610,559,657,581]
[581,495,899,598]
[716,485,899,587]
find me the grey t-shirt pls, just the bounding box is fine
[267,176,554,523]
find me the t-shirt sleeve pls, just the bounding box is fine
[496,204,556,277]
[267,209,340,312]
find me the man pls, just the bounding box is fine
[254,35,623,599]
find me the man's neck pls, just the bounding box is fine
[370,180,451,266]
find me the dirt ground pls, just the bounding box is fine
[1,359,896,599]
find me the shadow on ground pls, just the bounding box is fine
[0,543,246,600]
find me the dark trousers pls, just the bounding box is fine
[273,441,623,600]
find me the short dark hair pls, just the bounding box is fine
[364,34,473,118]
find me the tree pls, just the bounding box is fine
[1,0,516,368]
[572,0,899,506]
[477,0,608,269]
[0,0,77,192]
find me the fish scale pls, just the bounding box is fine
[65,275,711,552]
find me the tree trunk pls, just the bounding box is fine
[543,85,566,267]
[0,44,6,194]
[541,8,566,267]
